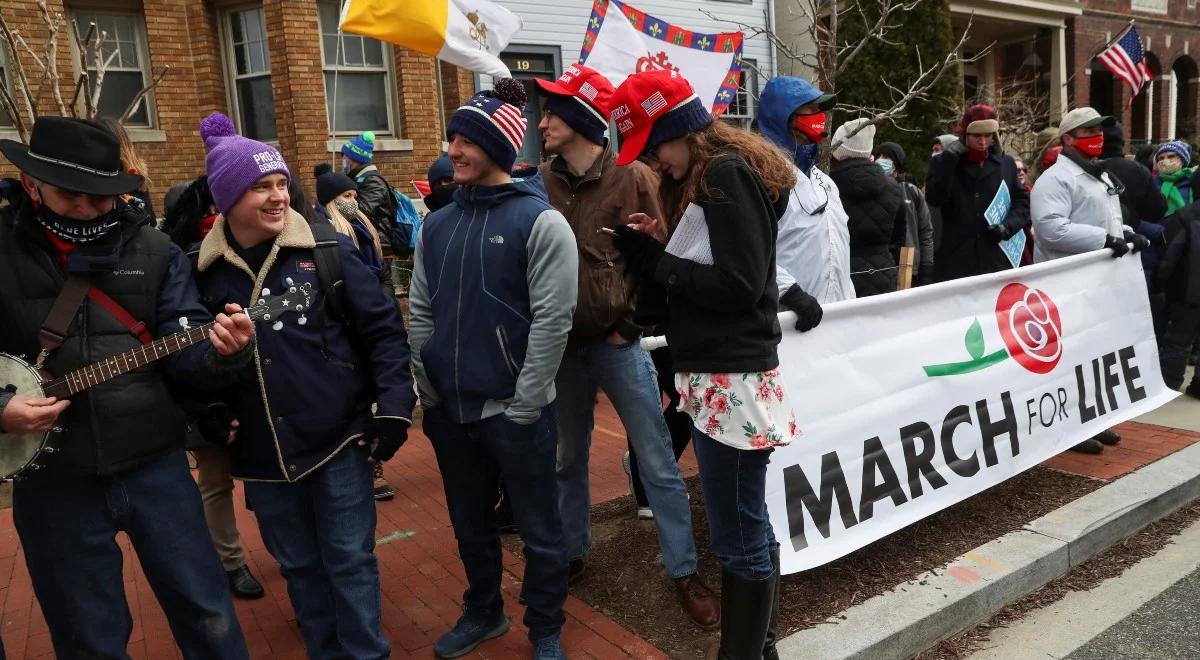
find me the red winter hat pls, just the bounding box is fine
[535,63,614,119]
[610,69,713,166]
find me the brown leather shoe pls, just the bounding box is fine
[675,573,721,630]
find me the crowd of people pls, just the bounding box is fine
[0,58,1196,660]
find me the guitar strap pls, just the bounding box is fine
[36,275,153,370]
[35,274,92,369]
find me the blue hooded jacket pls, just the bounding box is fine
[759,77,829,147]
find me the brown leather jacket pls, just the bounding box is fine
[540,146,663,347]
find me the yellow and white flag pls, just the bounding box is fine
[339,0,521,78]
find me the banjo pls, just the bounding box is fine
[0,282,314,480]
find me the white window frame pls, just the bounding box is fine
[722,58,758,128]
[218,4,278,142]
[316,0,398,138]
[68,8,157,128]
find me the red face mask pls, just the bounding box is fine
[792,112,827,145]
[1073,134,1104,158]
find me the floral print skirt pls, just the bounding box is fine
[675,369,801,451]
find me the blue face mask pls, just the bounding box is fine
[794,143,821,177]
[877,158,895,177]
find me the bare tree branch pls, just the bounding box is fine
[71,20,97,119]
[119,65,169,123]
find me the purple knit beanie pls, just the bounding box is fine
[200,112,291,214]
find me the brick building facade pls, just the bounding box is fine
[1,0,473,208]
[1071,0,1200,148]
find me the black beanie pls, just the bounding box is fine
[544,94,608,145]
[315,171,356,206]
[873,142,907,172]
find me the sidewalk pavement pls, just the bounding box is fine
[0,396,1192,659]
[0,396,691,660]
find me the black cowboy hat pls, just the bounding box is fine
[0,116,144,195]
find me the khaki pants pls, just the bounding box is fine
[192,447,245,571]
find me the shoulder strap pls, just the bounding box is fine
[87,287,152,345]
[37,273,92,366]
[307,220,346,320]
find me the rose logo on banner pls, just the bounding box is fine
[922,283,1063,377]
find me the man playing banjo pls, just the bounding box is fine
[0,117,254,659]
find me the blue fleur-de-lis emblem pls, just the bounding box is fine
[590,16,599,29]
[649,22,662,37]
[698,36,711,49]
[718,90,731,100]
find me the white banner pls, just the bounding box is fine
[765,253,1175,574]
[579,0,743,115]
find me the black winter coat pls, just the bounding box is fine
[926,146,1030,281]
[1156,203,1200,305]
[350,165,397,254]
[652,154,788,374]
[0,191,242,477]
[830,158,905,296]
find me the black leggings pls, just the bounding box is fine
[628,347,692,507]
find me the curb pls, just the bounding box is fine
[776,441,1200,660]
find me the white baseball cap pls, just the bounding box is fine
[1058,107,1115,137]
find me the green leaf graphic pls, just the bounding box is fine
[965,318,985,360]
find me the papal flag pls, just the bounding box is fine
[339,0,522,78]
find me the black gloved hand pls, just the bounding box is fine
[612,224,666,278]
[945,140,968,157]
[779,284,823,332]
[916,263,936,287]
[1104,234,1130,258]
[984,223,1012,244]
[196,402,237,447]
[1124,230,1151,254]
[365,417,409,462]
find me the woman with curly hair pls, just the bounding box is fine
[608,70,799,660]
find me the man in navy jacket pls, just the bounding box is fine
[192,113,415,660]
[409,80,578,660]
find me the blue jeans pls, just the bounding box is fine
[13,451,248,660]
[555,342,698,578]
[691,427,777,580]
[244,444,388,660]
[425,405,567,642]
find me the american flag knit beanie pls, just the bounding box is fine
[447,78,529,174]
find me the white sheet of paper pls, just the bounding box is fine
[665,203,713,265]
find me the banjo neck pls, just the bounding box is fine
[41,321,217,400]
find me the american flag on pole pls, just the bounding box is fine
[1097,25,1153,97]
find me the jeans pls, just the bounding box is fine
[1159,302,1200,390]
[555,341,698,578]
[630,346,693,508]
[244,444,388,660]
[13,451,248,660]
[691,427,777,580]
[425,405,567,642]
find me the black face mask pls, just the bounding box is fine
[35,201,120,243]
[424,184,459,212]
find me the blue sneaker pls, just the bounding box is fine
[531,634,567,660]
[434,613,509,658]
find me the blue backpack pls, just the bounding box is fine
[389,188,422,258]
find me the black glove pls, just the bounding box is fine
[984,223,1013,244]
[1124,230,1150,254]
[916,263,936,287]
[1104,234,1130,258]
[944,140,968,157]
[365,417,409,462]
[196,403,237,447]
[779,284,823,332]
[612,224,665,278]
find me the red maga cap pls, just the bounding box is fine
[534,63,615,121]
[609,69,700,166]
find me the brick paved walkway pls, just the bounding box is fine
[0,397,688,659]
[0,405,1187,659]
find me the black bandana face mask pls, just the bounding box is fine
[34,196,120,243]
[424,184,459,212]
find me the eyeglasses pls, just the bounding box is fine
[793,172,831,216]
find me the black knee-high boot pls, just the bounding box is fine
[716,563,777,660]
[761,549,781,660]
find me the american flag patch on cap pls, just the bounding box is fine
[641,91,668,117]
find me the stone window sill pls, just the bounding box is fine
[325,137,414,152]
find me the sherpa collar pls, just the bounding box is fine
[198,208,315,273]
